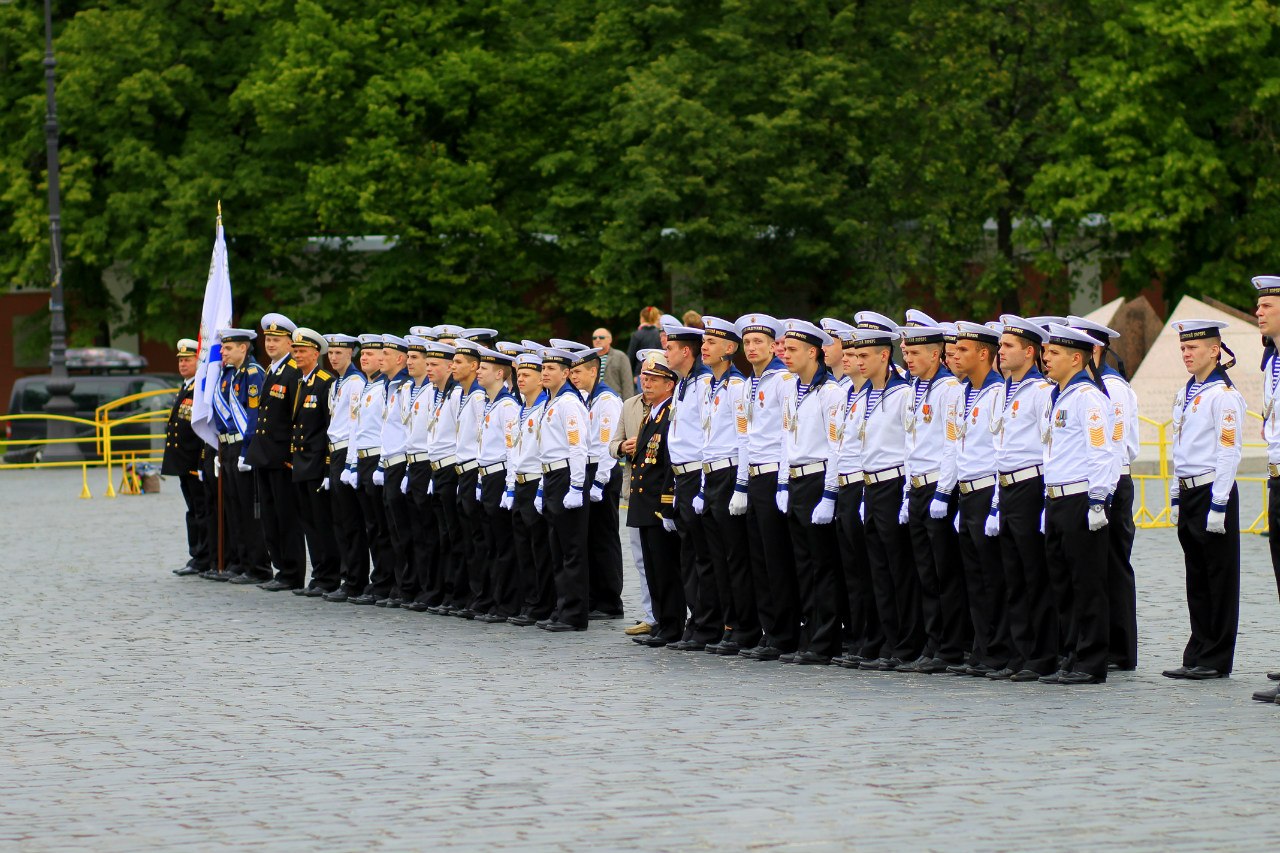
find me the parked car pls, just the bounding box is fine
[3,373,180,463]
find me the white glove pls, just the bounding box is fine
[661,517,677,534]
[1087,504,1108,532]
[534,491,544,514]
[475,481,483,502]
[858,499,866,522]
[564,485,583,509]
[929,494,948,519]
[320,477,330,491]
[427,478,434,495]
[984,510,1000,537]
[197,469,203,482]
[1039,508,1045,533]
[729,488,748,516]
[898,496,910,525]
[1170,503,1179,525]
[590,481,604,503]
[340,468,355,487]
[400,475,409,495]
[1206,508,1227,534]
[953,512,961,533]
[811,495,836,525]
[213,463,219,479]
[373,469,385,487]
[775,485,789,515]
[500,490,514,511]
[237,458,251,473]
[692,493,705,515]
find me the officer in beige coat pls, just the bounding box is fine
[611,348,662,634]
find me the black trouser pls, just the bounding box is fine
[786,472,841,658]
[1269,477,1280,602]
[862,476,921,660]
[480,469,519,617]
[704,466,761,648]
[356,454,393,597]
[407,460,442,605]
[513,478,555,620]
[1177,483,1240,673]
[585,462,624,615]
[295,476,340,591]
[221,441,270,577]
[430,464,463,607]
[835,481,877,656]
[674,469,721,644]
[638,522,685,643]
[1044,491,1109,680]
[1106,475,1138,669]
[382,461,414,600]
[454,466,485,610]
[957,485,1011,670]
[255,465,305,585]
[329,449,369,592]
[999,475,1057,674]
[907,483,968,662]
[201,450,232,573]
[178,471,210,571]
[746,471,799,652]
[542,467,590,628]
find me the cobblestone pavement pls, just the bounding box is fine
[3,469,1280,851]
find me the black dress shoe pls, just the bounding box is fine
[858,658,889,671]
[323,587,351,603]
[260,578,299,592]
[635,635,674,647]
[1163,666,1191,679]
[1268,671,1280,681]
[969,663,995,677]
[791,651,831,666]
[1057,670,1104,685]
[917,657,953,674]
[507,614,537,627]
[349,593,378,605]
[894,656,930,673]
[199,568,222,580]
[946,663,975,676]
[291,587,308,596]
[174,565,204,576]
[703,641,724,654]
[711,641,742,656]
[401,601,429,612]
[985,668,1015,680]
[1009,669,1042,682]
[1038,670,1067,684]
[535,619,553,630]
[666,639,705,651]
[740,646,783,661]
[543,621,586,632]
[475,612,507,623]
[1252,686,1280,702]
[588,610,624,621]
[228,573,260,585]
[1183,666,1228,680]
[453,608,477,619]
[831,653,864,669]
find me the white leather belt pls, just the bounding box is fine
[542,459,570,474]
[357,447,381,459]
[455,459,479,474]
[515,472,542,485]
[910,472,939,489]
[703,457,734,474]
[430,454,458,471]
[838,472,864,487]
[381,453,406,467]
[749,463,780,477]
[958,474,997,494]
[999,464,1042,487]
[1120,464,1132,476]
[328,439,349,452]
[864,465,904,485]
[219,432,243,444]
[480,462,506,476]
[1046,481,1088,499]
[672,462,701,476]
[407,452,431,464]
[789,462,825,478]
[1179,473,1215,490]
[589,455,607,466]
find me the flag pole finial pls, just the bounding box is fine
[216,199,222,223]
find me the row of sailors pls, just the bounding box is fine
[169,303,1248,689]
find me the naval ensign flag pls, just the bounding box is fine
[190,210,233,448]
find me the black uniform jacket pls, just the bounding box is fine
[290,367,336,482]
[625,396,676,529]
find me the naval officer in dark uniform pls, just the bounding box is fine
[164,338,209,577]
[289,327,341,597]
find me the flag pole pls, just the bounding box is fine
[215,200,225,576]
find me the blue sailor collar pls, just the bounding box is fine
[678,363,712,400]
[342,364,363,380]
[466,378,483,396]
[881,369,909,392]
[798,364,832,394]
[1051,368,1100,405]
[587,380,619,404]
[553,381,581,401]
[964,369,1003,393]
[487,386,518,405]
[1186,365,1233,394]
[1100,362,1127,381]
[756,357,787,378]
[387,367,412,386]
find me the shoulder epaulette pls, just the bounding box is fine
[245,364,263,375]
[317,369,332,381]
[286,357,298,368]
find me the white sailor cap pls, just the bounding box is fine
[659,314,680,328]
[218,328,257,343]
[496,341,532,357]
[358,333,385,349]
[381,334,409,352]
[540,347,577,367]
[452,337,482,356]
[520,339,546,352]
[1253,276,1280,298]
[903,308,940,328]
[292,327,328,354]
[476,345,514,366]
[434,324,465,339]
[899,325,946,345]
[954,320,1000,345]
[260,312,297,337]
[1046,323,1100,351]
[855,311,898,333]
[570,347,603,367]
[408,325,436,339]
[782,318,832,347]
[985,321,1005,336]
[1027,315,1068,328]
[460,327,499,344]
[405,335,430,353]
[850,326,897,348]
[550,337,590,351]
[1173,319,1229,341]
[1000,314,1048,344]
[1067,315,1119,345]
[515,352,543,370]
[662,324,704,343]
[940,322,959,343]
[735,313,784,340]
[702,315,741,343]
[425,340,455,358]
[325,333,359,349]
[820,317,855,339]
[176,338,199,357]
